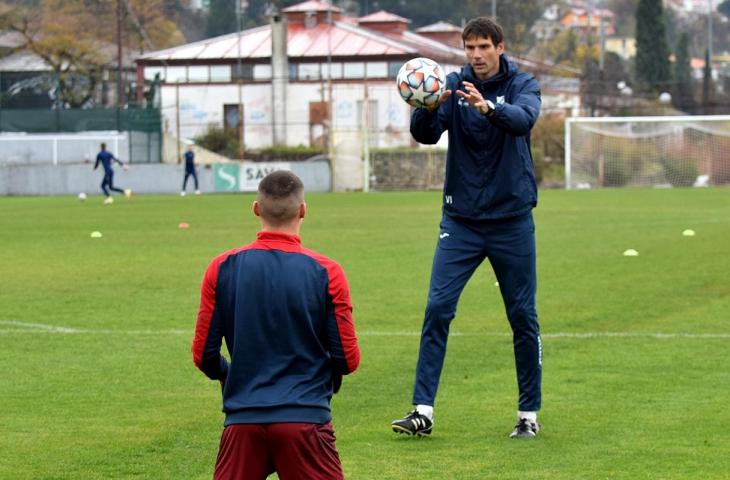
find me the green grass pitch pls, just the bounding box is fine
[1,188,729,479]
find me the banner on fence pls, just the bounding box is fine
[213,162,292,192]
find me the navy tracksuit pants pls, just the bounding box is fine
[412,212,542,412]
[101,171,124,196]
[183,168,199,190]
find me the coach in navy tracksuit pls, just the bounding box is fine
[391,17,542,439]
[193,171,360,479]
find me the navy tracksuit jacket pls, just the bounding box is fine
[192,231,360,425]
[410,55,542,411]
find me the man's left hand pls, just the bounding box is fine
[456,81,489,115]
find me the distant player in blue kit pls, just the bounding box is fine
[181,144,200,196]
[94,143,131,205]
[391,17,543,438]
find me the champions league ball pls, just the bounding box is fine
[396,57,446,109]
[78,192,87,202]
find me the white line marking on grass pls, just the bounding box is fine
[0,320,82,333]
[359,331,730,339]
[1,321,729,339]
[0,321,188,335]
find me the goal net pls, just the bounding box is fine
[565,116,730,189]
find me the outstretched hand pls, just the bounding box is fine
[122,164,129,171]
[425,89,452,111]
[456,81,488,115]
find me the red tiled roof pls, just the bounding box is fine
[416,21,461,33]
[358,10,410,24]
[282,0,342,13]
[139,17,464,63]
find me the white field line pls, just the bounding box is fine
[1,321,729,339]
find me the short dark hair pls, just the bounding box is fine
[462,17,504,46]
[257,170,304,226]
[101,142,106,150]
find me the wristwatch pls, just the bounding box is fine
[482,99,496,117]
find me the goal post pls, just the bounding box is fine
[564,115,730,189]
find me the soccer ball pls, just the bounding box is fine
[396,57,446,109]
[78,192,87,202]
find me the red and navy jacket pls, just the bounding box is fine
[192,231,360,426]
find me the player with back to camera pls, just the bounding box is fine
[93,142,131,205]
[192,170,360,479]
[390,16,543,439]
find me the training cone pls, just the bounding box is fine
[682,229,695,237]
[90,231,103,238]
[178,222,190,229]
[623,249,639,256]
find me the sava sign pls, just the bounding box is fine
[214,162,292,192]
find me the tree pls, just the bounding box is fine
[634,0,671,93]
[480,0,543,55]
[206,0,238,38]
[672,32,694,111]
[1,1,107,107]
[719,0,730,19]
[535,29,580,69]
[124,0,186,53]
[1,0,185,107]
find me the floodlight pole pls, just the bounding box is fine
[598,4,605,72]
[327,1,335,192]
[362,81,370,192]
[708,0,713,68]
[236,0,244,160]
[116,0,124,132]
[117,0,123,108]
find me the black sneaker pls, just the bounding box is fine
[509,418,540,438]
[391,410,433,436]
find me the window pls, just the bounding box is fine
[210,65,231,82]
[298,63,321,81]
[253,64,272,80]
[366,62,388,79]
[187,65,209,82]
[232,63,253,81]
[343,62,365,79]
[166,66,187,83]
[322,62,343,79]
[144,66,165,81]
[388,62,402,79]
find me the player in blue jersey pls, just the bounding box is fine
[93,143,131,205]
[391,17,543,439]
[180,144,200,196]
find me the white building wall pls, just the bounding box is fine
[158,79,447,190]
